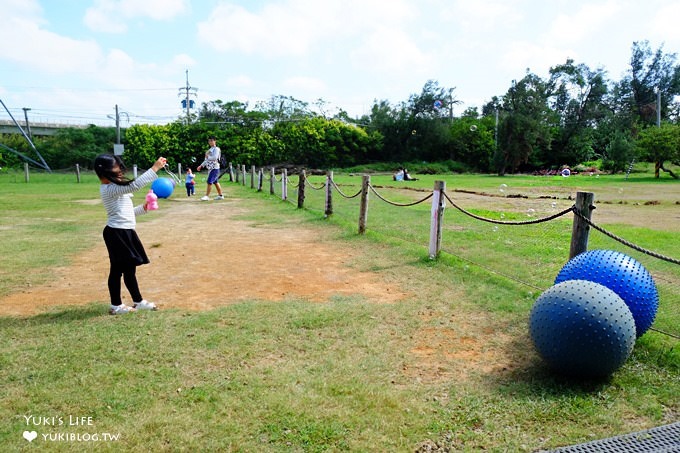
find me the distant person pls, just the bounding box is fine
[403,168,418,181]
[94,154,165,315]
[197,135,224,201]
[185,168,196,196]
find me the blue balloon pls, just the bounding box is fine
[530,280,636,378]
[555,249,659,338]
[151,177,175,199]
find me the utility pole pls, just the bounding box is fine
[178,69,198,124]
[115,104,120,144]
[22,107,32,139]
[108,105,128,155]
[656,86,661,127]
[494,108,499,150]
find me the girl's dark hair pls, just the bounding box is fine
[94,154,134,185]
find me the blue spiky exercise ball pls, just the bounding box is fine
[529,280,636,378]
[555,249,658,337]
[151,177,175,199]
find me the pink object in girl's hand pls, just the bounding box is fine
[146,190,158,210]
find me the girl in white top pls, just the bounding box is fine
[94,154,166,315]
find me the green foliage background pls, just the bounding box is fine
[2,41,679,177]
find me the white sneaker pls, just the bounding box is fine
[110,304,136,315]
[214,195,224,200]
[134,300,158,311]
[200,195,210,201]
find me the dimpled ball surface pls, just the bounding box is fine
[555,249,658,338]
[151,177,175,199]
[529,279,636,378]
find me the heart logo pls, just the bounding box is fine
[23,431,37,442]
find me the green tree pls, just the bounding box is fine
[125,124,173,168]
[613,41,680,128]
[447,108,495,171]
[636,123,680,178]
[494,73,553,175]
[362,81,459,164]
[547,59,610,165]
[0,133,36,168]
[254,95,312,121]
[602,131,636,173]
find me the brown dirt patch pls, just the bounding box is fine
[0,194,515,385]
[0,196,408,317]
[397,184,680,231]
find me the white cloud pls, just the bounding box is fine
[549,0,621,44]
[84,0,189,33]
[172,53,197,68]
[651,2,680,43]
[501,41,575,77]
[445,0,523,31]
[0,17,102,74]
[226,75,255,89]
[283,76,327,94]
[350,26,431,75]
[197,0,418,58]
[84,5,127,33]
[117,0,188,21]
[0,0,43,17]
[197,2,315,56]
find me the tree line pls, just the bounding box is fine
[1,41,678,178]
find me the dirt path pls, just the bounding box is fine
[0,196,408,317]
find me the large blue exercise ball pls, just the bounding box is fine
[151,177,175,199]
[555,249,658,338]
[529,280,636,378]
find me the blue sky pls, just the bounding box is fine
[1,0,679,127]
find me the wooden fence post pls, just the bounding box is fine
[358,175,370,234]
[570,191,595,259]
[324,170,333,217]
[241,165,246,186]
[428,180,446,259]
[235,164,240,183]
[270,167,275,195]
[24,162,29,183]
[282,169,288,201]
[133,164,138,179]
[178,163,182,179]
[257,168,263,192]
[250,165,256,189]
[297,170,306,208]
[229,162,234,182]
[75,164,81,183]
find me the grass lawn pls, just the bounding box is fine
[0,167,678,452]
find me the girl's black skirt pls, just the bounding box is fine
[103,226,150,267]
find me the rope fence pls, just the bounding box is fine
[228,166,680,340]
[9,163,678,339]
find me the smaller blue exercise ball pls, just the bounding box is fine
[151,177,175,199]
[529,280,636,378]
[555,249,658,338]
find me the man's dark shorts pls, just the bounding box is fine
[207,168,220,184]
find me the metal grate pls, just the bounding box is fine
[545,422,680,452]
